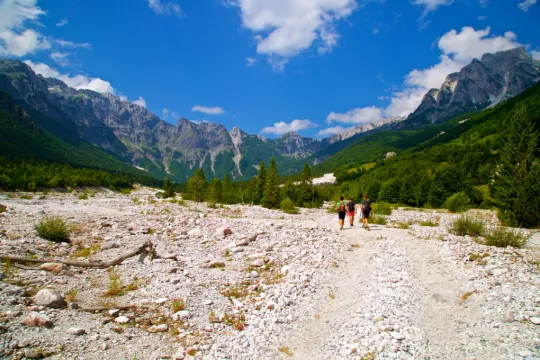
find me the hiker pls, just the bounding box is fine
[346,198,356,227]
[336,196,347,230]
[361,193,372,231]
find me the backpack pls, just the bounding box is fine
[363,199,372,213]
[338,202,346,212]
[347,202,355,212]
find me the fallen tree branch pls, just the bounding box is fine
[0,241,155,269]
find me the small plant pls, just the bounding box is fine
[74,243,101,258]
[458,291,476,305]
[444,192,471,213]
[396,222,411,229]
[449,216,485,237]
[419,217,439,227]
[170,298,186,313]
[132,197,140,203]
[104,269,125,297]
[469,253,489,262]
[78,192,89,200]
[280,198,299,214]
[35,216,72,243]
[66,288,78,302]
[373,202,392,215]
[371,215,387,225]
[222,285,249,301]
[327,205,337,214]
[0,204,7,213]
[483,227,528,249]
[20,194,33,200]
[328,291,336,300]
[208,202,218,209]
[25,250,37,259]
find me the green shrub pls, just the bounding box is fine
[280,198,299,214]
[371,215,387,225]
[0,204,6,213]
[78,192,88,200]
[35,216,72,243]
[373,201,392,215]
[444,192,471,213]
[483,227,528,248]
[449,216,485,237]
[419,218,439,227]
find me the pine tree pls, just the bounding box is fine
[299,162,314,206]
[186,169,207,202]
[262,157,280,209]
[492,102,539,226]
[253,161,266,204]
[208,178,223,204]
[223,173,233,204]
[163,177,175,198]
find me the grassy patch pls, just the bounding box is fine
[449,216,485,237]
[170,298,186,313]
[35,216,72,243]
[0,204,6,213]
[66,288,78,302]
[280,198,299,214]
[395,221,412,229]
[483,227,528,249]
[373,202,393,215]
[222,285,249,302]
[371,215,387,225]
[419,217,439,227]
[73,243,101,257]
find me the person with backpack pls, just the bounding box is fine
[361,193,372,231]
[336,196,347,230]
[346,198,356,227]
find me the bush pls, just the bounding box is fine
[371,215,387,225]
[373,202,392,215]
[35,216,72,243]
[444,192,471,213]
[449,216,485,237]
[280,198,299,214]
[483,227,528,248]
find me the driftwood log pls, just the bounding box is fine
[0,240,155,269]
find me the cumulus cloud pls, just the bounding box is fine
[413,0,454,15]
[229,0,357,69]
[246,57,257,67]
[327,106,383,124]
[317,126,351,136]
[55,39,92,49]
[518,0,536,11]
[147,0,183,17]
[133,96,146,108]
[261,119,317,135]
[56,18,68,27]
[532,50,540,60]
[191,105,225,115]
[0,0,49,56]
[24,60,115,94]
[50,51,70,67]
[329,26,524,121]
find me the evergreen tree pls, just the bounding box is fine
[208,178,223,204]
[223,173,233,204]
[262,157,281,209]
[492,102,539,226]
[186,168,207,202]
[253,161,266,204]
[514,162,540,227]
[163,177,175,198]
[299,162,314,205]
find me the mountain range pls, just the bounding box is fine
[0,47,538,182]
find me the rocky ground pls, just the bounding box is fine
[0,187,539,360]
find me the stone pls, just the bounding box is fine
[250,271,259,278]
[39,263,68,273]
[156,297,169,305]
[172,311,190,321]
[24,349,43,359]
[502,310,515,323]
[68,327,86,336]
[33,289,66,308]
[109,309,120,317]
[1,282,27,297]
[148,324,168,333]
[188,228,203,237]
[530,317,540,325]
[251,259,265,267]
[391,332,405,341]
[69,302,80,310]
[115,316,130,324]
[20,312,53,328]
[101,241,120,250]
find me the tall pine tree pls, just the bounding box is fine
[299,162,314,206]
[253,161,266,204]
[208,178,223,204]
[223,173,233,204]
[263,157,281,209]
[492,102,539,226]
[186,168,207,202]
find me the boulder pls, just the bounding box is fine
[20,312,53,328]
[39,263,68,273]
[33,289,66,308]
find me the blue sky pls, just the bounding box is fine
[1,0,539,138]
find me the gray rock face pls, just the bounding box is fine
[33,289,66,308]
[326,116,406,144]
[408,47,540,124]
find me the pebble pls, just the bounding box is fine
[115,316,130,324]
[67,327,86,336]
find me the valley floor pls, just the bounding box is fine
[0,188,539,360]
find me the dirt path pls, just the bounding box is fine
[283,223,484,359]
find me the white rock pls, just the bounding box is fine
[115,316,130,324]
[530,317,540,325]
[33,289,66,308]
[67,327,86,336]
[172,311,190,321]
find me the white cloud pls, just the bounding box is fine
[317,126,351,136]
[532,50,540,60]
[24,60,115,94]
[327,106,383,124]
[191,105,225,115]
[0,0,49,56]
[120,95,129,102]
[55,39,92,49]
[229,0,357,68]
[162,108,170,119]
[133,96,146,108]
[413,0,453,15]
[330,26,525,121]
[147,0,183,17]
[56,18,68,27]
[50,51,70,67]
[518,0,536,11]
[477,15,487,21]
[246,57,257,67]
[261,119,317,135]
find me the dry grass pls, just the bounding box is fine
[458,291,476,305]
[279,347,294,357]
[170,298,186,313]
[65,288,78,302]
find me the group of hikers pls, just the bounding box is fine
[336,194,372,231]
